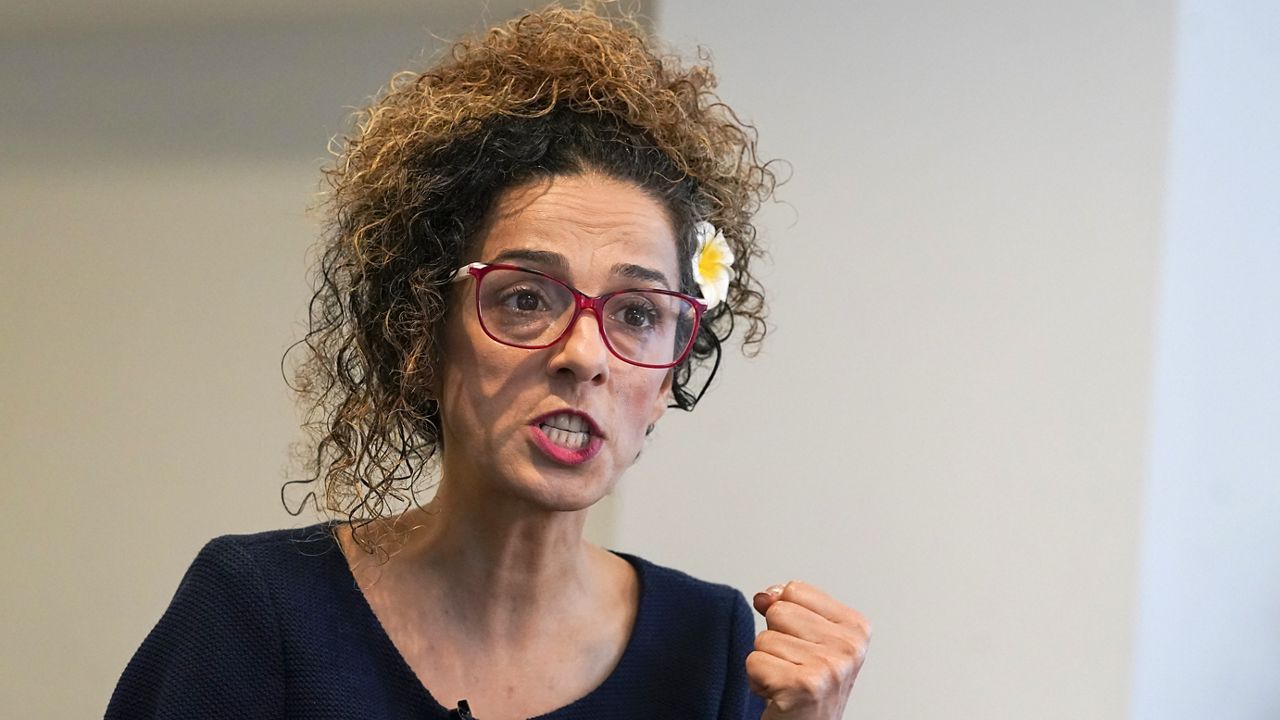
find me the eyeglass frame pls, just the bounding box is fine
[448,261,708,369]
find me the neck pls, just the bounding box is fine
[365,470,600,646]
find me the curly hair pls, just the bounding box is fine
[282,4,777,558]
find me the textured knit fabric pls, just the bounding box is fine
[106,522,767,719]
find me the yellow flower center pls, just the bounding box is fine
[698,241,727,280]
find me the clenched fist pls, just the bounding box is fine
[746,581,870,719]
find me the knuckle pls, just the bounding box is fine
[798,668,833,697]
[854,639,870,664]
[764,600,792,623]
[819,652,847,682]
[850,610,871,635]
[830,634,860,660]
[854,624,872,650]
[772,581,796,603]
[770,695,802,713]
[753,629,779,651]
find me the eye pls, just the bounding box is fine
[495,283,555,313]
[507,288,544,312]
[624,305,655,328]
[614,296,660,330]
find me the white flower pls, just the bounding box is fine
[691,221,734,309]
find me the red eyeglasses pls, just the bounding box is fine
[449,262,706,369]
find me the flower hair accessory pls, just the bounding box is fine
[691,221,735,309]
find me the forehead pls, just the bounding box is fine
[475,173,680,286]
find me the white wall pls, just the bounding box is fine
[629,2,1173,718]
[1129,2,1280,718]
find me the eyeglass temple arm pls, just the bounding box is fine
[447,262,488,283]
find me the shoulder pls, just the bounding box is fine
[611,551,755,637]
[595,552,762,716]
[616,551,744,602]
[170,517,350,625]
[104,526,334,717]
[203,521,338,564]
[148,522,337,629]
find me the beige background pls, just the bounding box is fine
[2,1,1277,718]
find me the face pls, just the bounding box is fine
[435,172,679,511]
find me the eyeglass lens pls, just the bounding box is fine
[475,267,695,366]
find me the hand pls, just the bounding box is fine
[747,580,870,719]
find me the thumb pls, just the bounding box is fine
[752,583,786,617]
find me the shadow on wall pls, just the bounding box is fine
[0,1,656,165]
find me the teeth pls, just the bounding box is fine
[543,413,589,434]
[541,425,589,450]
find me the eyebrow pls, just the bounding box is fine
[485,248,673,290]
[488,248,566,270]
[611,262,672,290]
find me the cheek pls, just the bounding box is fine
[437,314,507,425]
[613,375,666,465]
[616,371,667,426]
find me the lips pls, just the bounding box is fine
[528,409,605,465]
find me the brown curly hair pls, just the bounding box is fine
[282,4,777,557]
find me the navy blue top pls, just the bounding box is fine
[106,522,766,719]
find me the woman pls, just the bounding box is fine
[107,6,869,719]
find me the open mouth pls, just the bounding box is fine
[539,417,592,450]
[535,417,588,445]
[529,410,604,464]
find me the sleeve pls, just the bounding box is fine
[718,590,767,720]
[105,536,286,719]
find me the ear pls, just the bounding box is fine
[649,368,674,429]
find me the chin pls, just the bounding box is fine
[516,465,618,513]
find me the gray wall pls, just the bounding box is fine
[0,4,548,717]
[2,1,1276,718]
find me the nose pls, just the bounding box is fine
[547,306,610,385]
